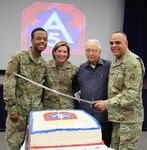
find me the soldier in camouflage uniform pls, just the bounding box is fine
[43,41,78,109]
[3,27,48,150]
[94,31,145,150]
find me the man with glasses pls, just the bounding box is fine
[73,39,112,147]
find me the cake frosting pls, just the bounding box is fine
[28,110,103,149]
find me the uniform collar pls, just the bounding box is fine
[51,59,70,69]
[28,48,44,64]
[113,48,130,65]
[85,58,104,67]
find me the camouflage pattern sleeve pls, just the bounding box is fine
[3,52,20,114]
[43,60,78,109]
[105,56,145,123]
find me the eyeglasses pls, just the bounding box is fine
[86,49,98,53]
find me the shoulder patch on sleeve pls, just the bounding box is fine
[129,74,135,80]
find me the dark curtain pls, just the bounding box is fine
[123,0,147,80]
[0,85,7,130]
[123,0,147,130]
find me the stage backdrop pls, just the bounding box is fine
[0,0,125,70]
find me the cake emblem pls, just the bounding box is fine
[44,111,77,121]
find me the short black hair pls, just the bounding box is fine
[113,31,127,40]
[31,27,47,39]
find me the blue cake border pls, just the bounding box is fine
[30,110,101,134]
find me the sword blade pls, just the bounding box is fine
[13,72,94,105]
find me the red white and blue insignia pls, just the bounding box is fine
[44,112,77,121]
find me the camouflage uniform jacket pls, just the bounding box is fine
[105,49,145,123]
[43,59,78,109]
[4,49,46,115]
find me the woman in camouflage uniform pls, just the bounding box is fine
[43,41,78,110]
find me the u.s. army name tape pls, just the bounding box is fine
[13,72,95,105]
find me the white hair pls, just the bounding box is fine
[85,39,101,50]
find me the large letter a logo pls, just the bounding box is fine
[43,12,73,47]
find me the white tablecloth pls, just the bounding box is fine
[21,140,114,150]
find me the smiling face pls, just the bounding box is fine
[53,45,69,65]
[85,40,101,65]
[110,32,128,58]
[31,30,48,56]
[52,41,70,65]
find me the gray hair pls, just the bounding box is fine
[85,39,101,50]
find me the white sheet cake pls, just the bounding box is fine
[28,110,103,149]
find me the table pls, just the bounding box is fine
[21,139,114,150]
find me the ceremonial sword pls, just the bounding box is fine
[13,72,95,105]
